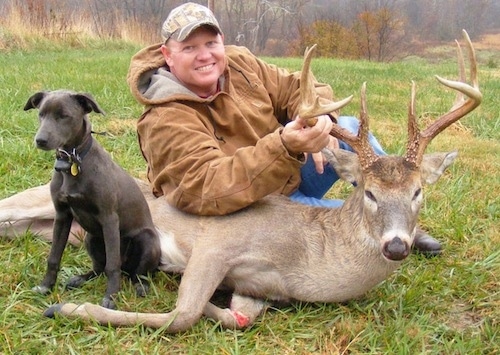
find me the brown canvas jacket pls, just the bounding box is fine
[128,43,337,215]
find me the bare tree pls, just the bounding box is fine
[218,0,306,52]
[352,0,407,61]
[250,0,295,52]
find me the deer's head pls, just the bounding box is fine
[323,147,458,261]
[300,30,482,262]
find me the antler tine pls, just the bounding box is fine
[299,44,353,126]
[453,38,466,108]
[406,81,419,163]
[330,82,378,169]
[298,45,377,168]
[405,29,483,166]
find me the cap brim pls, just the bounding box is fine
[170,22,221,42]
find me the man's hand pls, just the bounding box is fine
[310,135,339,174]
[280,115,333,155]
[281,115,338,173]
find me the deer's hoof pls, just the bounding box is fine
[43,303,65,318]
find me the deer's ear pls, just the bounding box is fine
[322,148,361,186]
[420,151,458,185]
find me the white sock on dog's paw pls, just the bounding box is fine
[32,285,51,295]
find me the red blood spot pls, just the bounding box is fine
[231,310,250,328]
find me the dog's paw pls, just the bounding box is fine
[134,283,149,297]
[32,285,51,295]
[101,297,117,310]
[43,303,65,318]
[65,276,86,289]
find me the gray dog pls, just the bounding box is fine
[24,90,161,309]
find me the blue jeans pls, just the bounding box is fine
[289,116,386,208]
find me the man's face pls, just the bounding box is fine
[161,27,226,97]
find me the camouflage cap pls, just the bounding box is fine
[161,2,222,42]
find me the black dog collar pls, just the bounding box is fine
[54,136,93,176]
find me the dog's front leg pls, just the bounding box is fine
[101,213,122,309]
[33,209,73,294]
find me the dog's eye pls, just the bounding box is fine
[54,108,70,120]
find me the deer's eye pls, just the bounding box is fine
[413,188,422,200]
[365,190,377,202]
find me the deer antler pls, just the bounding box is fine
[328,82,380,169]
[299,45,378,169]
[299,44,353,126]
[405,29,482,166]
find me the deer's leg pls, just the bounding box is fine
[0,183,84,245]
[163,244,235,331]
[230,294,268,327]
[44,242,233,332]
[200,293,268,329]
[1,219,54,242]
[0,184,53,222]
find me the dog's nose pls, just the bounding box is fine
[35,138,48,148]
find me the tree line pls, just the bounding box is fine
[2,0,498,61]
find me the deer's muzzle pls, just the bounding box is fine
[382,237,410,261]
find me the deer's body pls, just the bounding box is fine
[152,157,435,303]
[154,192,397,304]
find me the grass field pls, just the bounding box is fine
[0,40,499,354]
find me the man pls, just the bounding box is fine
[127,2,440,254]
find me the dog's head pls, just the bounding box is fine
[24,90,105,150]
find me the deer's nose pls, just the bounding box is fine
[383,237,410,261]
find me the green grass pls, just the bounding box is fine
[0,43,499,354]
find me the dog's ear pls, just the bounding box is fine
[24,92,48,111]
[73,93,106,115]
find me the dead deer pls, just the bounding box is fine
[1,30,481,332]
